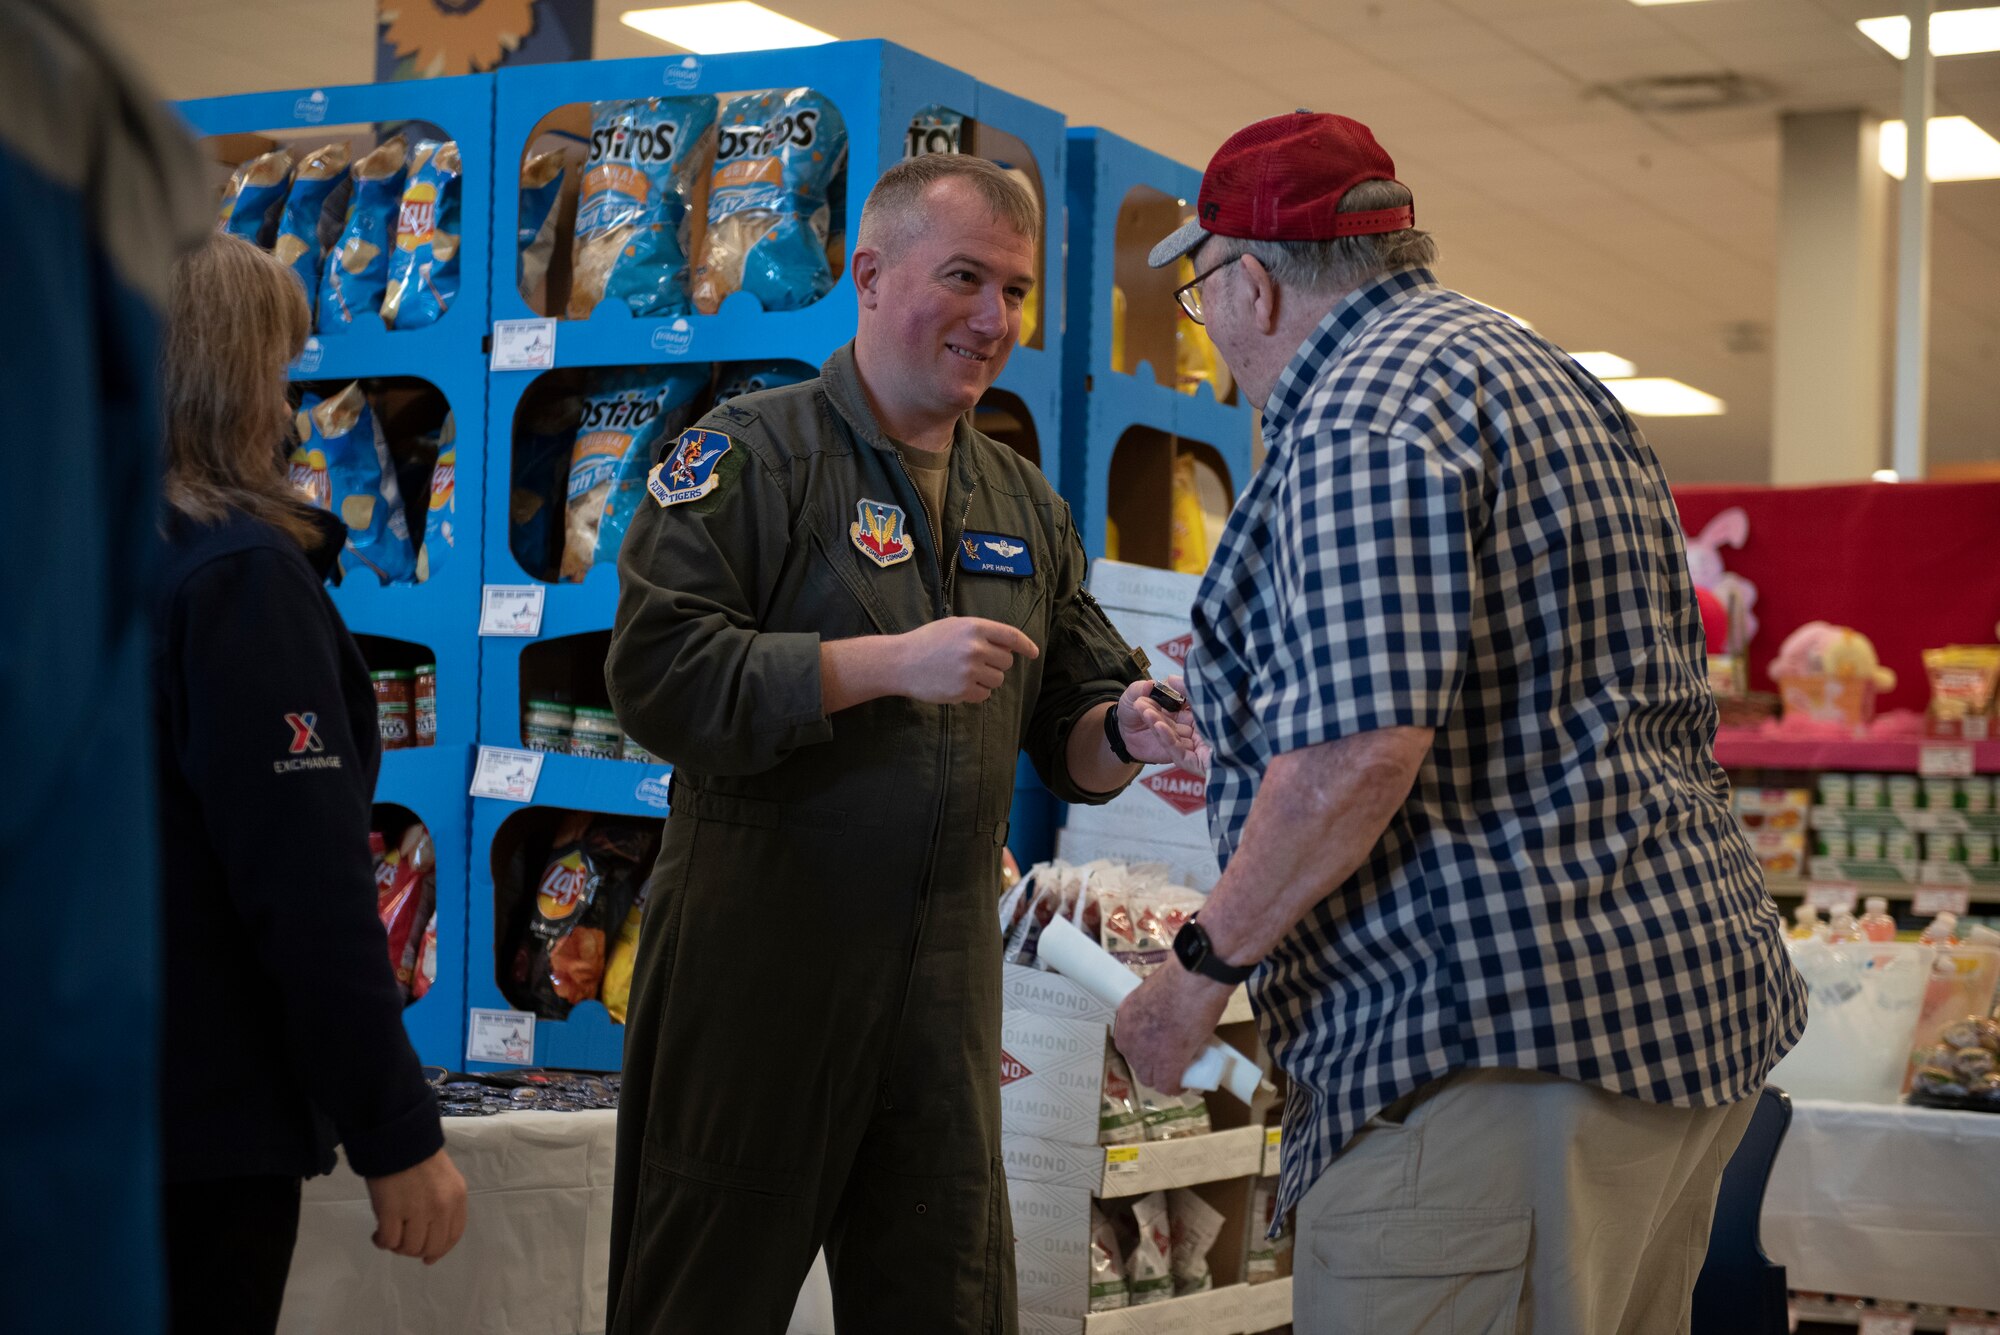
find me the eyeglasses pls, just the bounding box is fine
[1173,253,1243,325]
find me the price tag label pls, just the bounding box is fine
[1913,886,1972,917]
[470,746,543,803]
[1921,744,1978,778]
[1805,881,1859,912]
[1104,1146,1141,1174]
[467,1008,536,1064]
[1265,1127,1281,1149]
[480,584,545,637]
[491,318,556,371]
[1858,1315,1917,1335]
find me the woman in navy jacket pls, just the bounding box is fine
[153,232,465,1333]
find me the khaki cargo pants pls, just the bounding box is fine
[1294,1068,1757,1335]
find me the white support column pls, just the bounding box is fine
[1891,0,1934,478]
[1771,111,1889,484]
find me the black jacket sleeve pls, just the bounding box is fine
[169,547,442,1179]
[1023,504,1151,805]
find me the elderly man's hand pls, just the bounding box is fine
[1113,959,1235,1094]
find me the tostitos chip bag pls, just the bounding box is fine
[593,365,708,570]
[299,382,417,585]
[569,97,718,319]
[217,148,293,245]
[558,368,704,581]
[320,137,408,333]
[517,149,570,312]
[691,88,846,314]
[904,105,963,159]
[273,144,350,314]
[381,140,462,329]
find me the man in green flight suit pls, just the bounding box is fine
[605,153,1203,1333]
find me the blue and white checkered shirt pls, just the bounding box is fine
[1187,268,1807,1224]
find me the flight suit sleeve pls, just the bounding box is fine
[607,418,832,775]
[1023,504,1149,805]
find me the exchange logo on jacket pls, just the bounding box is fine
[850,499,914,567]
[648,428,732,507]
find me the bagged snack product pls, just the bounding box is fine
[320,137,409,332]
[381,140,462,329]
[511,391,584,580]
[299,383,417,585]
[413,411,455,583]
[601,882,647,1024]
[509,814,598,1017]
[590,365,709,571]
[1100,1049,1146,1147]
[1166,1188,1226,1295]
[1246,1176,1292,1283]
[569,97,718,319]
[904,105,963,158]
[287,404,331,509]
[216,148,294,245]
[558,369,699,581]
[1924,645,2000,740]
[273,144,349,311]
[517,149,570,310]
[692,88,847,314]
[1135,1077,1212,1142]
[1088,1204,1130,1312]
[1125,1192,1175,1306]
[712,360,812,404]
[375,824,436,1004]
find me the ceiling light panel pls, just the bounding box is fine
[1879,116,2000,181]
[1858,8,2000,59]
[1572,352,1638,379]
[620,3,835,54]
[1606,378,1727,416]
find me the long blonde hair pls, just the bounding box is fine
[161,231,321,546]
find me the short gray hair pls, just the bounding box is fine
[858,153,1041,257]
[1215,179,1435,293]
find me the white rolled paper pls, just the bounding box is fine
[1036,914,1271,1104]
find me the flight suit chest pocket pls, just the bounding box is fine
[951,530,1044,635]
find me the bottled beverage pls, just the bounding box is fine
[1918,911,1961,948]
[1826,909,1864,943]
[1857,896,1897,943]
[1790,904,1823,941]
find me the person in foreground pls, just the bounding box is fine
[605,153,1200,1334]
[1111,113,1807,1335]
[154,232,465,1333]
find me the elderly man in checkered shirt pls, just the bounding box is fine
[1112,113,1807,1335]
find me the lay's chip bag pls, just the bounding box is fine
[558,369,703,581]
[217,148,294,245]
[288,405,331,511]
[569,97,718,320]
[299,382,418,584]
[593,366,708,570]
[691,88,847,315]
[320,136,409,333]
[273,144,350,314]
[381,140,462,330]
[414,411,456,584]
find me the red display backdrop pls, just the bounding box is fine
[1673,480,2000,714]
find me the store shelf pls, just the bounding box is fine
[1062,1279,1291,1335]
[1714,733,2000,774]
[1098,1126,1265,1199]
[1813,808,2000,834]
[1061,127,1256,562]
[1239,1278,1293,1335]
[521,751,674,820]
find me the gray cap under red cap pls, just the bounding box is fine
[1149,111,1411,268]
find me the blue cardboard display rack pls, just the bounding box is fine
[1061,127,1256,560]
[178,75,496,1067]
[477,44,1071,960]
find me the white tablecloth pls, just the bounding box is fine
[1763,1098,2000,1312]
[277,1109,833,1335]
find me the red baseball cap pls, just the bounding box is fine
[1149,111,1412,268]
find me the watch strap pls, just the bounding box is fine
[1103,698,1137,764]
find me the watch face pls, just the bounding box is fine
[1174,920,1207,971]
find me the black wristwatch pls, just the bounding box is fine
[1173,915,1256,985]
[1103,699,1137,764]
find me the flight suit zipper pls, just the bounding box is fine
[877,458,978,1109]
